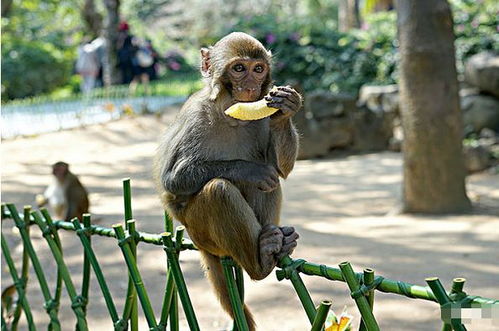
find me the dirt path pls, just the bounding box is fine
[2,110,498,330]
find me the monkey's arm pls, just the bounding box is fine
[162,158,279,197]
[270,119,299,179]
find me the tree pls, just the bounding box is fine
[103,0,120,85]
[338,0,360,32]
[81,0,103,38]
[397,0,471,213]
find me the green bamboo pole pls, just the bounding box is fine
[122,178,138,331]
[277,256,317,324]
[159,269,175,328]
[310,300,332,331]
[2,208,195,249]
[359,268,375,331]
[169,288,179,331]
[80,214,92,314]
[162,232,200,331]
[164,211,179,331]
[426,277,467,331]
[31,211,88,331]
[279,258,442,302]
[232,263,245,331]
[234,264,245,304]
[72,218,120,324]
[339,262,379,331]
[40,209,64,313]
[10,206,32,330]
[221,257,249,331]
[113,223,158,328]
[1,233,36,331]
[6,204,61,331]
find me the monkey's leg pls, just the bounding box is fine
[182,178,283,281]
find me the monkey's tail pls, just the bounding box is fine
[200,251,256,331]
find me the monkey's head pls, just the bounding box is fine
[201,32,273,102]
[52,161,69,182]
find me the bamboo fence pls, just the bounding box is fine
[1,179,498,331]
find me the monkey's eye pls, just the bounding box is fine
[233,64,245,72]
[254,65,264,73]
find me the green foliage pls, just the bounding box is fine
[1,38,72,100]
[452,0,499,74]
[218,12,397,94]
[213,0,496,95]
[1,0,82,100]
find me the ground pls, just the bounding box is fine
[1,110,498,330]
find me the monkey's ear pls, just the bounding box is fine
[200,48,211,76]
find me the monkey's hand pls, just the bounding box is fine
[266,86,302,123]
[232,162,279,192]
[36,194,47,207]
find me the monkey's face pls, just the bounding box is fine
[224,59,269,102]
[52,163,69,182]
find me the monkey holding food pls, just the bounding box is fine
[36,161,89,221]
[154,32,302,329]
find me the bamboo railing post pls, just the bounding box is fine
[31,211,88,331]
[359,268,376,331]
[40,209,64,312]
[72,218,121,326]
[80,214,92,314]
[163,211,180,331]
[159,269,175,329]
[277,256,317,324]
[310,300,332,331]
[221,257,249,331]
[162,231,200,331]
[113,223,159,329]
[122,178,138,331]
[339,262,379,331]
[426,277,467,331]
[10,206,32,330]
[6,204,61,331]
[1,233,36,330]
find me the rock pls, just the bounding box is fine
[296,115,353,159]
[464,145,491,173]
[358,84,399,113]
[304,91,357,119]
[351,110,394,151]
[464,52,499,98]
[461,94,499,133]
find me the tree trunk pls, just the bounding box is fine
[1,0,13,17]
[397,0,471,213]
[339,0,360,32]
[81,0,103,38]
[102,0,121,85]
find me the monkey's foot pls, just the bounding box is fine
[258,224,284,277]
[277,226,299,260]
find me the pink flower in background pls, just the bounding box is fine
[266,33,276,44]
[169,61,181,71]
[289,32,300,42]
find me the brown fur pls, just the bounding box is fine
[154,32,301,330]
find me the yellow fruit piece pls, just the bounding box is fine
[225,99,279,121]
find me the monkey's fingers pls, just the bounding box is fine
[269,90,300,106]
[280,226,295,236]
[266,98,297,115]
[277,241,298,260]
[275,86,302,106]
[283,231,299,245]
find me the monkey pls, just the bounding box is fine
[36,161,89,221]
[154,32,302,330]
[1,284,18,326]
